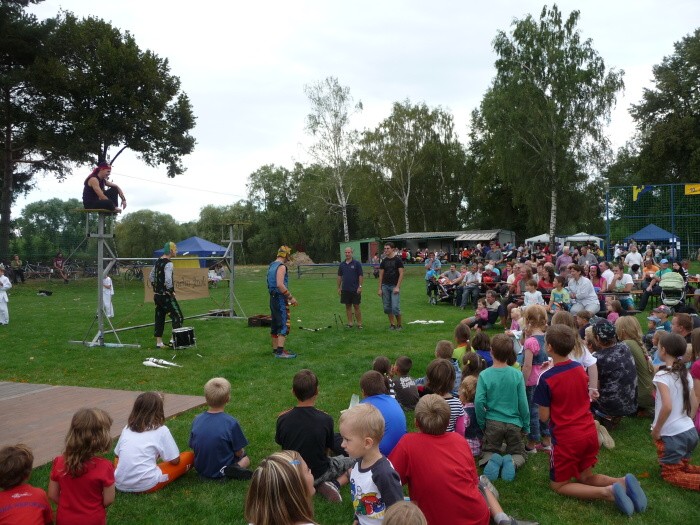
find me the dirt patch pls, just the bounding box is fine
[289,251,315,268]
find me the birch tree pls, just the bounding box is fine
[304,77,361,242]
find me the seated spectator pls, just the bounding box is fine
[244,450,317,525]
[607,264,635,310]
[638,259,672,311]
[568,264,600,315]
[0,444,53,524]
[189,377,252,480]
[373,356,397,397]
[359,371,407,456]
[389,395,522,525]
[590,320,638,430]
[276,369,354,502]
[391,356,419,411]
[615,317,655,415]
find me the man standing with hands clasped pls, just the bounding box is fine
[268,245,298,359]
[378,242,404,331]
[337,247,363,329]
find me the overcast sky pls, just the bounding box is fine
[13,0,699,223]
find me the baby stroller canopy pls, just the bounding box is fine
[659,272,685,308]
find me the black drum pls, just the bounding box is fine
[172,327,196,349]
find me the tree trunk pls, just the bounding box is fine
[403,196,410,233]
[549,185,557,251]
[341,204,349,242]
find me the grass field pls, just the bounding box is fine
[2,264,698,524]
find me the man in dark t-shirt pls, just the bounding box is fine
[377,242,405,330]
[337,247,364,329]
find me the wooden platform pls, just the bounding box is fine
[0,382,205,467]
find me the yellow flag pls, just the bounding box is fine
[632,185,650,201]
[685,184,700,196]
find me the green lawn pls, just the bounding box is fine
[2,265,698,524]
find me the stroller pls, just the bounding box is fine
[659,272,686,310]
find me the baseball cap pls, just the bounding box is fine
[660,258,669,264]
[653,305,671,315]
[647,315,661,323]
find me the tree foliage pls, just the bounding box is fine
[628,28,700,183]
[304,76,361,242]
[114,209,183,258]
[473,4,623,244]
[0,4,195,260]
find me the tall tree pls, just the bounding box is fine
[478,4,623,246]
[629,28,700,183]
[0,0,62,260]
[361,100,459,233]
[0,7,196,259]
[304,76,361,242]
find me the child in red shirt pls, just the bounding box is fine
[49,408,115,525]
[0,444,53,525]
[533,324,647,516]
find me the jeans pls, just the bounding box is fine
[381,284,401,315]
[525,385,550,443]
[460,285,480,308]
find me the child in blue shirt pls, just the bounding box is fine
[190,377,251,480]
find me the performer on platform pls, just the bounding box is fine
[150,242,183,348]
[267,246,298,359]
[82,161,127,212]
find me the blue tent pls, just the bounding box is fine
[624,224,677,243]
[153,236,227,268]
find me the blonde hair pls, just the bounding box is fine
[244,451,316,525]
[339,403,385,444]
[415,394,450,435]
[384,500,428,525]
[615,316,645,351]
[458,376,478,404]
[523,305,547,331]
[63,408,113,477]
[204,377,231,408]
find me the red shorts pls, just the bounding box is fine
[550,431,599,482]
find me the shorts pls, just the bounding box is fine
[340,290,361,305]
[550,431,599,482]
[314,455,356,485]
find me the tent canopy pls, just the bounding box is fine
[153,236,227,268]
[524,233,563,244]
[563,232,604,244]
[624,224,677,243]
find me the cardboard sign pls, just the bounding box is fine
[143,267,210,302]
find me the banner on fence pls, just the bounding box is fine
[143,267,210,302]
[685,184,700,196]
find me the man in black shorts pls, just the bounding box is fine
[337,247,363,329]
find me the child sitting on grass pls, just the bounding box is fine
[426,358,465,434]
[416,340,461,396]
[453,321,471,363]
[522,279,545,309]
[471,331,493,368]
[475,334,529,481]
[0,444,53,524]
[462,351,487,379]
[276,369,355,502]
[49,408,115,523]
[534,324,647,516]
[651,332,700,492]
[389,395,522,525]
[605,298,625,324]
[391,356,419,411]
[373,356,397,398]
[339,403,404,523]
[114,392,194,493]
[189,377,252,480]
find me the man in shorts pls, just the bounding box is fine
[337,247,364,329]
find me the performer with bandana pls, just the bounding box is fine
[150,241,183,348]
[82,161,127,212]
[267,246,298,359]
